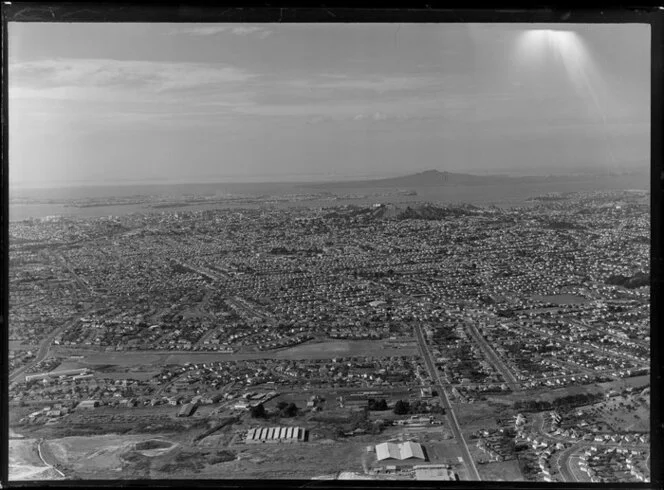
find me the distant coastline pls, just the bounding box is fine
[8,172,648,223]
[9,165,649,192]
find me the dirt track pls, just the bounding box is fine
[9,439,64,481]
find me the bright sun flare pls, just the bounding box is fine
[514,29,606,119]
[513,28,615,163]
[514,29,592,88]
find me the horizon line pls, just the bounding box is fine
[9,166,649,191]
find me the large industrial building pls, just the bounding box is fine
[375,441,426,462]
[76,399,99,409]
[25,368,90,383]
[245,426,306,444]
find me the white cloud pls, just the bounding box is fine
[171,25,230,36]
[306,115,329,125]
[168,24,272,38]
[9,58,262,132]
[351,112,389,122]
[230,26,261,36]
[10,58,256,96]
[284,74,440,93]
[9,58,464,131]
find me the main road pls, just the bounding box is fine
[552,443,582,482]
[465,322,521,391]
[57,253,95,295]
[414,324,481,481]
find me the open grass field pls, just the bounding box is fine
[499,375,650,405]
[271,340,418,359]
[305,386,415,401]
[582,392,650,433]
[9,340,36,351]
[476,459,524,481]
[598,375,650,392]
[423,441,464,463]
[600,405,649,433]
[529,294,588,305]
[201,440,368,479]
[452,401,516,432]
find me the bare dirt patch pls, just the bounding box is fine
[134,439,178,457]
[9,439,64,481]
[41,434,174,479]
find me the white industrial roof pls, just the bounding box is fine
[401,441,425,460]
[376,441,425,461]
[376,442,399,461]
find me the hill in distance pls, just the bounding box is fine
[309,170,498,189]
[324,202,480,221]
[308,169,642,189]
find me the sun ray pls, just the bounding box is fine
[512,28,616,164]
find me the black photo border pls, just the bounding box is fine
[0,3,661,490]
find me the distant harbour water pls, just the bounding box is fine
[9,174,649,222]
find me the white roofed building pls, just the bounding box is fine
[375,441,426,462]
[245,426,305,444]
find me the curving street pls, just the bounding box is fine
[10,327,64,384]
[9,306,98,384]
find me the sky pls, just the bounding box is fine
[8,22,650,186]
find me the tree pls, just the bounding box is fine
[368,399,388,411]
[349,407,370,432]
[276,401,289,411]
[410,400,430,414]
[430,404,445,415]
[250,403,267,419]
[281,403,299,418]
[370,420,384,435]
[393,400,410,415]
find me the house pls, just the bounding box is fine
[167,396,181,406]
[77,399,99,409]
[420,387,433,398]
[178,403,196,417]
